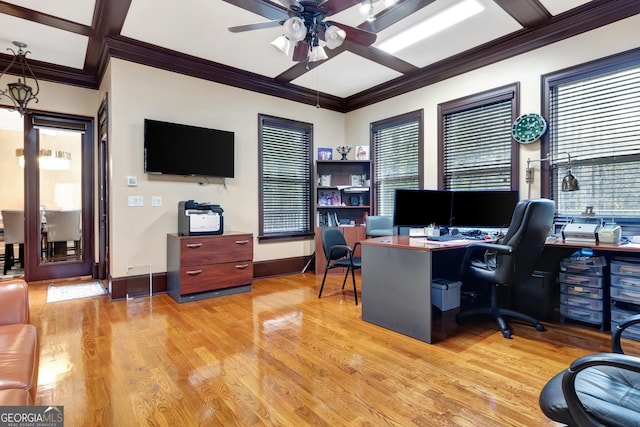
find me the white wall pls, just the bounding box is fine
[107,59,346,276]
[345,14,640,199]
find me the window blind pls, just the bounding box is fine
[549,65,640,216]
[442,101,513,190]
[373,114,421,216]
[259,115,313,238]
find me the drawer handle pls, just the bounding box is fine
[235,240,250,245]
[186,243,203,248]
[235,264,249,269]
[186,269,203,275]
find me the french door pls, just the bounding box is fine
[24,112,95,282]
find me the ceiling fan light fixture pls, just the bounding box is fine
[283,17,307,42]
[271,35,291,55]
[308,45,328,62]
[325,26,346,49]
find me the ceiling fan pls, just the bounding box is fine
[228,0,377,62]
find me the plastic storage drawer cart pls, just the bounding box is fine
[610,257,640,341]
[559,256,607,330]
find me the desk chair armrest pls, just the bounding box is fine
[460,242,514,273]
[612,313,640,353]
[561,353,640,427]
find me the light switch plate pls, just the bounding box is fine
[126,176,138,187]
[128,196,143,207]
[151,196,162,207]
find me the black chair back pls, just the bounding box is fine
[322,228,349,261]
[492,198,555,285]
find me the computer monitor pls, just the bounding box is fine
[451,190,519,228]
[393,189,453,227]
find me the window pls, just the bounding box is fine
[543,49,640,217]
[371,110,423,216]
[438,84,519,191]
[258,114,313,241]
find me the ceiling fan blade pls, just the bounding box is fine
[320,0,362,15]
[292,42,309,61]
[325,22,377,46]
[229,20,283,32]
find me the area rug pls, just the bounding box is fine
[47,282,107,303]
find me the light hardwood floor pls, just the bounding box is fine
[26,273,637,426]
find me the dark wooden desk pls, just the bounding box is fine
[544,237,640,253]
[360,236,640,343]
[360,236,472,343]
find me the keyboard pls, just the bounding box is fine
[426,235,464,242]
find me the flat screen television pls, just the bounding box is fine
[393,189,453,227]
[144,119,235,178]
[451,190,519,228]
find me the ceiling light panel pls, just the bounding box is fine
[1,0,96,26]
[0,15,88,69]
[374,0,521,68]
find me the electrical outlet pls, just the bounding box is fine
[151,196,162,207]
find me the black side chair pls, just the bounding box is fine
[456,198,555,338]
[318,227,361,305]
[539,313,640,426]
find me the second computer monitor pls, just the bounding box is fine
[451,190,519,228]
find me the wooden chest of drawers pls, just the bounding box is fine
[167,232,253,303]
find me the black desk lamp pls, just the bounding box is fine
[526,152,579,198]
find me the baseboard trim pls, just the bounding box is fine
[109,256,312,300]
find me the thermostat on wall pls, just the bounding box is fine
[126,176,138,187]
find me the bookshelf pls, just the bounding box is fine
[315,160,372,227]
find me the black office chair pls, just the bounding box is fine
[455,198,555,338]
[318,227,362,305]
[539,313,640,426]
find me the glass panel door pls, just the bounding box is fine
[24,113,94,282]
[38,128,83,264]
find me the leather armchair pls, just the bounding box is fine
[539,313,640,426]
[0,279,38,405]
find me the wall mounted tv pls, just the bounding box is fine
[144,119,235,178]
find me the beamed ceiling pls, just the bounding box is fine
[0,0,639,113]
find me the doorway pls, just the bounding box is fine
[0,110,96,282]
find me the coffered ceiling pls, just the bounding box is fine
[0,0,638,112]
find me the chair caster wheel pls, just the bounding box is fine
[502,330,512,339]
[535,323,546,332]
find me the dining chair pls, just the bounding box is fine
[44,210,81,260]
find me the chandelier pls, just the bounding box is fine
[0,41,40,116]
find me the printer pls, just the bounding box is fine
[178,200,224,236]
[562,220,600,244]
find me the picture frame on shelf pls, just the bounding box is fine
[318,190,341,206]
[355,145,369,160]
[350,174,363,187]
[317,147,333,160]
